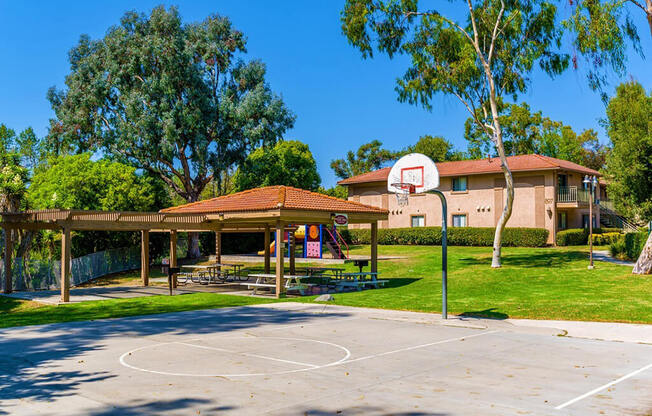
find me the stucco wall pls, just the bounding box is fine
[347,170,565,244]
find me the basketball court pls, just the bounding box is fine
[1,303,651,415]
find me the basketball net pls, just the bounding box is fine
[391,182,415,206]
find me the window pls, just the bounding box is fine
[452,177,467,192]
[582,214,596,229]
[411,215,425,227]
[452,214,467,227]
[558,212,567,230]
[558,174,568,188]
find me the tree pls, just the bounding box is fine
[404,135,466,162]
[0,153,28,213]
[342,0,569,267]
[465,102,609,170]
[331,140,399,179]
[317,185,349,199]
[28,154,170,256]
[15,128,46,173]
[603,82,651,273]
[235,140,321,191]
[564,0,649,100]
[47,6,295,257]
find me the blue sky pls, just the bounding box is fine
[1,1,650,187]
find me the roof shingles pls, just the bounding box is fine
[160,186,387,214]
[338,154,601,185]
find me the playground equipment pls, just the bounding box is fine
[387,153,447,318]
[257,224,349,259]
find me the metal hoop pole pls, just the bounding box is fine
[430,190,448,319]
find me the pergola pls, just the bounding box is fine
[1,186,388,301]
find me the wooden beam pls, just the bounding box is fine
[289,231,296,275]
[61,227,71,302]
[264,225,271,274]
[3,228,13,294]
[141,230,149,286]
[275,221,284,299]
[215,230,222,266]
[170,230,178,289]
[370,221,378,274]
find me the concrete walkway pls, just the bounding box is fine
[593,249,635,266]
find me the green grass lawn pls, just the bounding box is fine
[1,244,649,328]
[0,292,276,329]
[321,245,651,323]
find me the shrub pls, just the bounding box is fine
[341,227,549,247]
[610,231,647,261]
[592,232,622,246]
[556,229,589,246]
[556,228,624,246]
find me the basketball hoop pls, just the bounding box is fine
[390,182,415,206]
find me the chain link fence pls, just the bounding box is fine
[1,247,140,291]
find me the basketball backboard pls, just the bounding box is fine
[387,153,439,194]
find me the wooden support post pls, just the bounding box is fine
[264,225,271,274]
[170,230,178,288]
[61,227,71,303]
[3,228,13,294]
[371,221,378,274]
[275,221,285,298]
[141,230,149,286]
[289,231,296,275]
[215,231,222,265]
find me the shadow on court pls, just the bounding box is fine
[459,307,508,320]
[0,305,349,413]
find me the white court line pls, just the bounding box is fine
[555,362,652,410]
[177,341,319,368]
[335,330,500,366]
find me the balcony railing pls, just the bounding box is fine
[557,186,590,204]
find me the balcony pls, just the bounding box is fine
[557,186,590,207]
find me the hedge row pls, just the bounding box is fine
[556,228,622,246]
[610,231,648,261]
[340,226,549,247]
[591,232,622,246]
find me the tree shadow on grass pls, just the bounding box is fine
[459,308,509,320]
[383,277,421,289]
[458,250,587,268]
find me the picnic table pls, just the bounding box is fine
[178,264,225,284]
[304,267,345,278]
[243,273,315,295]
[334,271,388,290]
[213,263,247,281]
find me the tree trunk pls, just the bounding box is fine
[646,0,652,37]
[187,232,201,259]
[632,231,652,274]
[491,148,514,268]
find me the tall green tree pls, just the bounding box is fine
[465,102,609,170]
[47,6,295,257]
[235,140,321,191]
[404,135,466,162]
[342,0,569,267]
[603,81,651,274]
[331,140,399,179]
[28,154,170,256]
[564,0,649,100]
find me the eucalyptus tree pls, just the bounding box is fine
[341,0,569,267]
[47,6,295,257]
[331,140,399,180]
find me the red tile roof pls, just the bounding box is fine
[338,154,601,185]
[160,185,387,214]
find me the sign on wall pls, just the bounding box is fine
[333,213,348,227]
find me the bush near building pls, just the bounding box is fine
[610,231,648,261]
[555,228,622,246]
[341,227,549,247]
